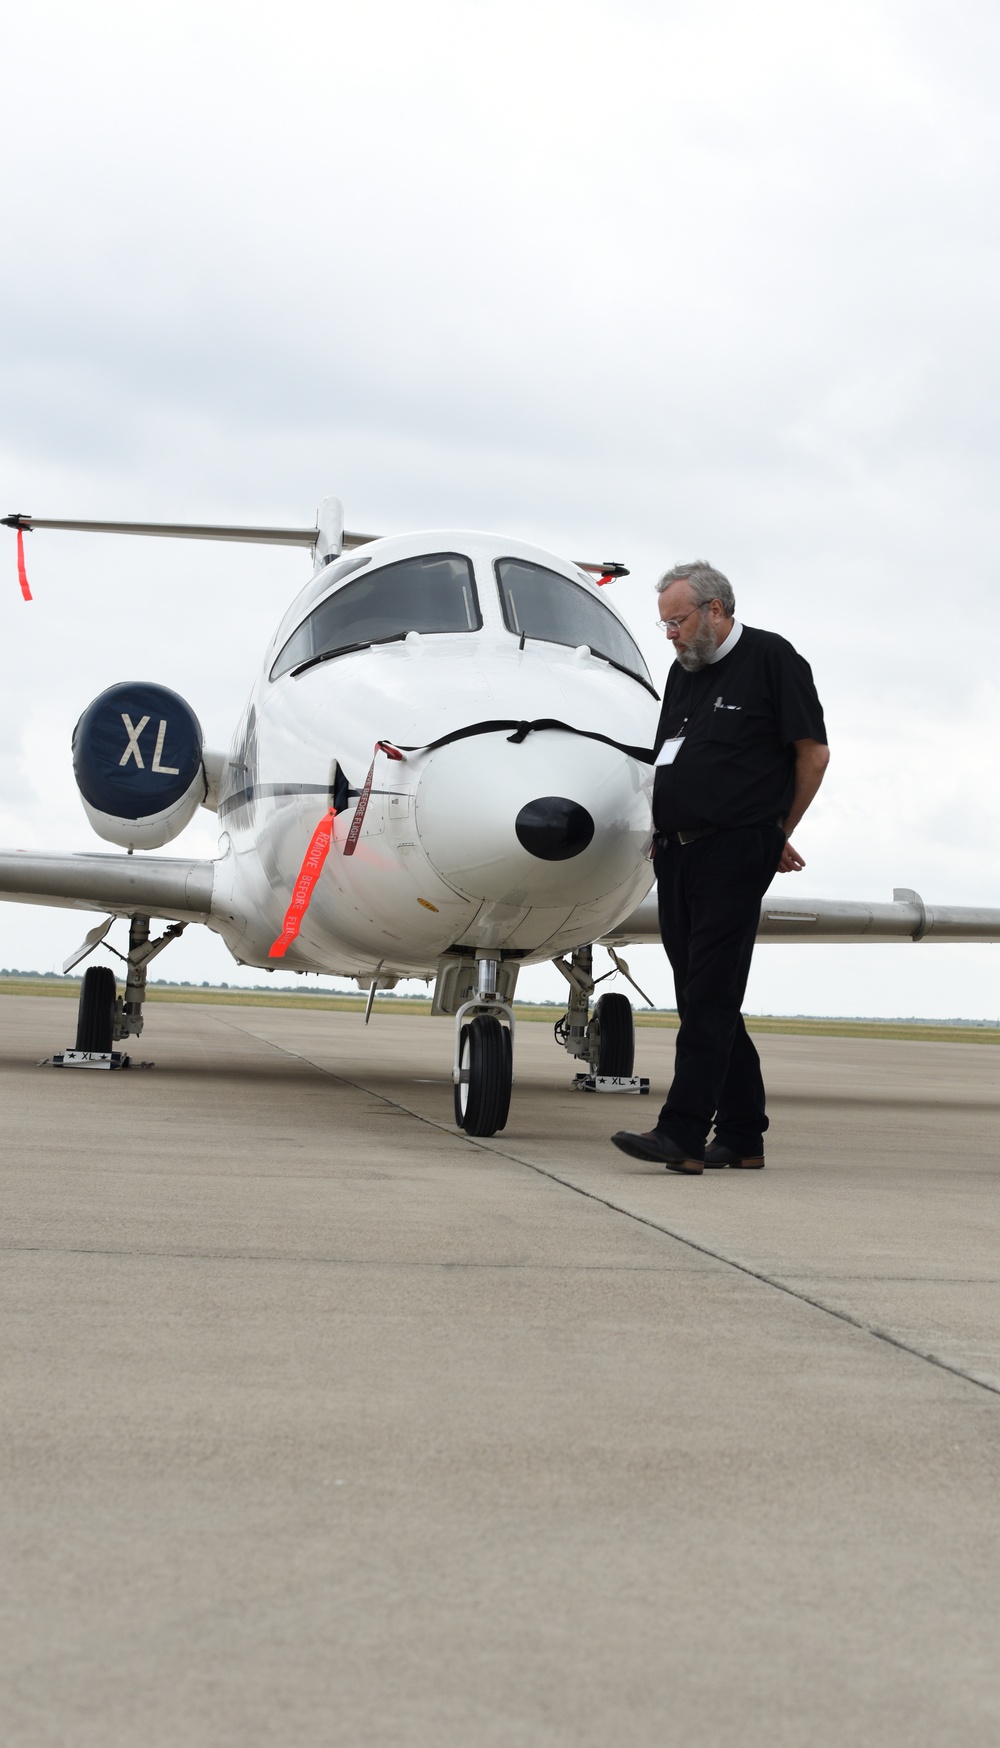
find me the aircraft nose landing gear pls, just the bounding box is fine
[453,955,515,1136]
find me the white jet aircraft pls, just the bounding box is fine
[3,496,999,1136]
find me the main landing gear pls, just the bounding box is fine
[552,944,636,1078]
[58,914,185,1067]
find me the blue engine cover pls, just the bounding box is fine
[73,683,203,821]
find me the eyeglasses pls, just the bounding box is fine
[656,603,709,634]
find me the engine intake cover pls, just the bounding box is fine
[73,682,205,849]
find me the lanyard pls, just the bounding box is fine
[657,674,721,754]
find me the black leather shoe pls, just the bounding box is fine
[611,1130,704,1173]
[704,1143,765,1169]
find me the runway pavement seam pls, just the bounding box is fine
[221,1014,1000,1405]
[470,1162,1000,1404]
[0,1244,709,1273]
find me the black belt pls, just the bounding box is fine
[656,820,784,849]
[657,825,718,847]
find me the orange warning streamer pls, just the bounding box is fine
[268,740,405,956]
[17,528,31,601]
[268,807,337,958]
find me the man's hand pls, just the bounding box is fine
[776,740,829,873]
[777,838,805,873]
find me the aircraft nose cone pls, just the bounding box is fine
[514,796,595,861]
[414,730,650,905]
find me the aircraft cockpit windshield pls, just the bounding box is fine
[495,559,654,692]
[271,552,481,680]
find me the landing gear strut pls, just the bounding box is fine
[453,954,515,1136]
[111,915,186,1041]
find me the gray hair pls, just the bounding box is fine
[656,560,735,616]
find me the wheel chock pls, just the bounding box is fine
[572,1073,649,1093]
[43,1050,154,1069]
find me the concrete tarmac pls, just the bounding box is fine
[3,993,1000,1747]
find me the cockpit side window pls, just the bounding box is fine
[270,552,481,680]
[268,553,373,657]
[495,558,654,691]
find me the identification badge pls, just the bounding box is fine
[654,737,685,767]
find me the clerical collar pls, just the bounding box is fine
[709,620,743,664]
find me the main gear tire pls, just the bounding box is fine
[591,992,635,1076]
[454,1015,513,1136]
[75,965,117,1053]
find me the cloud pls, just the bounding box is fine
[1,0,999,1014]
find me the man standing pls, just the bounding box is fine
[612,561,829,1176]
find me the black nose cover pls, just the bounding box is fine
[515,796,595,861]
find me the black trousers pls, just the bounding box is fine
[654,824,785,1157]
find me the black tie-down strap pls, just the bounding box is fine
[394,718,654,764]
[337,721,653,855]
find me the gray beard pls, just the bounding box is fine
[673,616,716,672]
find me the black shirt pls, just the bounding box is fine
[652,624,827,834]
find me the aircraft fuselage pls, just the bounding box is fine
[210,531,658,981]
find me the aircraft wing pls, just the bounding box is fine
[0,849,215,922]
[601,890,1000,946]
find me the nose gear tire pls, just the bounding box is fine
[455,1014,513,1137]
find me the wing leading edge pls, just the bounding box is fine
[0,849,215,922]
[602,891,1000,946]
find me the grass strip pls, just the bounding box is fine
[1,977,998,1044]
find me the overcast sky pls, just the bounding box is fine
[1,0,999,1018]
